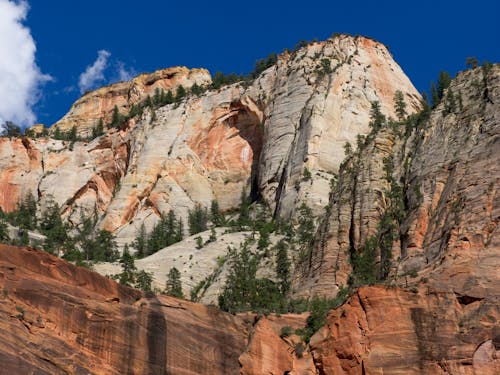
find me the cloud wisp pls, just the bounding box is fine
[78,49,111,93]
[0,0,52,129]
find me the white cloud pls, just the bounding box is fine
[116,61,136,82]
[0,0,52,129]
[78,49,111,93]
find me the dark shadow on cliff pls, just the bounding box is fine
[145,292,167,375]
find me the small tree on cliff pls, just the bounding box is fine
[111,105,122,128]
[135,270,153,292]
[0,219,9,243]
[275,239,291,294]
[133,223,148,258]
[369,101,386,131]
[188,204,208,235]
[175,85,186,102]
[393,90,407,121]
[166,267,184,298]
[117,245,137,286]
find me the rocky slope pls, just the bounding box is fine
[296,64,500,299]
[1,245,497,374]
[51,66,211,137]
[0,35,421,248]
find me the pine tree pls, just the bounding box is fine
[430,81,440,107]
[238,189,251,226]
[437,71,452,101]
[118,244,137,286]
[275,240,290,294]
[369,101,386,131]
[0,219,9,243]
[14,193,37,230]
[218,243,257,313]
[465,57,478,69]
[76,207,98,261]
[210,200,224,226]
[445,89,456,114]
[53,127,62,140]
[68,126,78,142]
[393,90,407,121]
[188,204,208,235]
[92,230,119,262]
[133,223,148,258]
[166,267,184,298]
[111,105,121,128]
[135,270,153,291]
[164,90,174,104]
[297,203,315,253]
[190,82,202,96]
[40,201,68,255]
[92,118,104,138]
[153,87,161,105]
[2,121,21,137]
[175,219,184,243]
[175,85,186,102]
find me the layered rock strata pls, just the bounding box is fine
[0,35,421,246]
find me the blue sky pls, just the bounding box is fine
[1,0,499,127]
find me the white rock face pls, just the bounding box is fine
[0,35,421,249]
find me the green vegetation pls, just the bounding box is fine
[166,267,184,298]
[393,90,407,121]
[275,239,291,294]
[210,200,225,226]
[0,219,9,243]
[39,201,70,255]
[430,70,452,107]
[112,245,153,291]
[188,204,209,235]
[134,211,184,257]
[0,121,22,137]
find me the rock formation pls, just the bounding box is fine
[0,244,249,374]
[296,64,500,299]
[310,285,499,374]
[51,66,211,137]
[1,245,497,374]
[0,34,498,374]
[0,35,421,247]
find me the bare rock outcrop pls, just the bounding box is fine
[310,286,500,375]
[0,244,248,374]
[0,35,421,246]
[52,66,211,137]
[297,64,499,299]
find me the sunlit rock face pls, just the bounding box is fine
[0,35,420,248]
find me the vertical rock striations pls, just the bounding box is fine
[0,35,421,246]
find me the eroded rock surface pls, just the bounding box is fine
[297,64,499,299]
[0,244,248,374]
[0,35,421,245]
[310,286,500,375]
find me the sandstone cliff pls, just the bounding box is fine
[0,35,421,247]
[52,66,211,137]
[296,64,500,299]
[1,245,497,374]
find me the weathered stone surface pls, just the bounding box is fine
[0,244,249,374]
[239,314,317,375]
[310,285,500,375]
[53,66,211,137]
[401,66,500,298]
[297,64,500,299]
[0,35,421,246]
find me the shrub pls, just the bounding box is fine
[280,326,293,338]
[166,267,184,298]
[188,204,209,235]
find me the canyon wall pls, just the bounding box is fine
[0,35,421,248]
